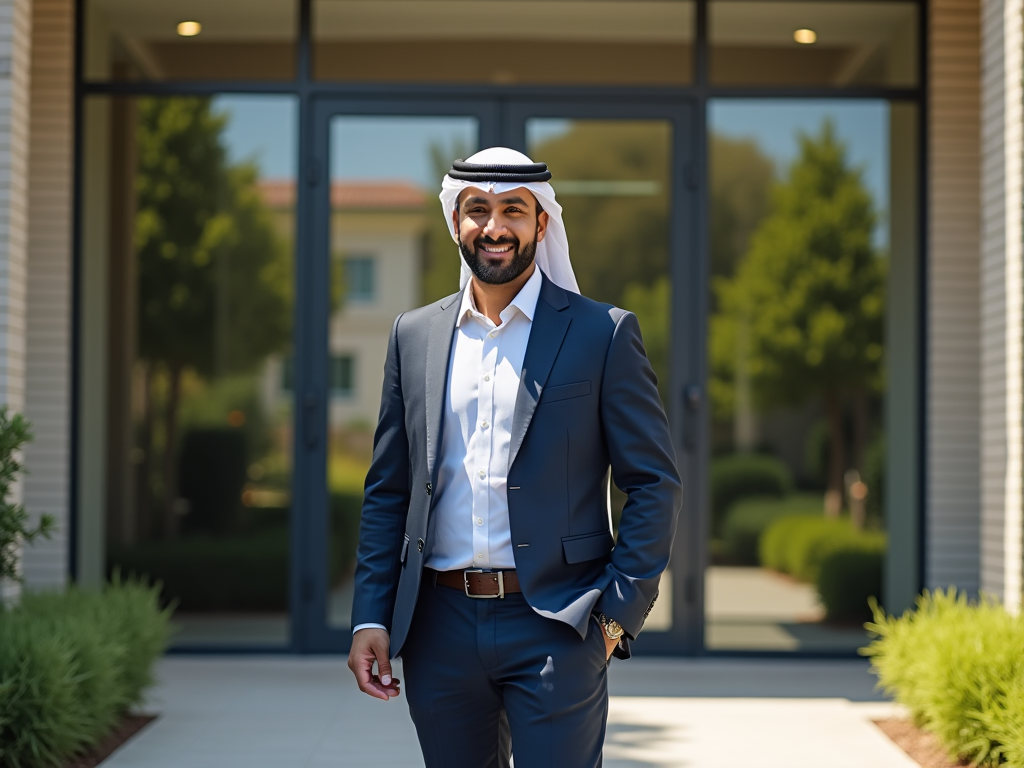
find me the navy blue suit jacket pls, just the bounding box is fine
[351,273,682,658]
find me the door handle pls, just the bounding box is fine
[303,392,319,449]
[682,384,701,452]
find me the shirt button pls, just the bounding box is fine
[478,469,486,478]
[477,553,484,559]
[481,420,489,429]
[476,517,483,525]
[488,331,496,338]
[483,374,491,381]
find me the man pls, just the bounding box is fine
[348,147,681,768]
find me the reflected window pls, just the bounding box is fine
[709,1,919,87]
[84,0,297,81]
[313,1,694,85]
[344,256,376,302]
[330,355,355,398]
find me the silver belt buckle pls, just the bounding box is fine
[464,569,504,599]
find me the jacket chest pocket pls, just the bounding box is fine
[539,380,591,405]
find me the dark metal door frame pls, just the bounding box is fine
[297,94,702,655]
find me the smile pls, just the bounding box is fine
[480,244,514,254]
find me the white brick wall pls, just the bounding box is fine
[21,0,72,589]
[980,0,1024,610]
[0,0,31,602]
[929,0,982,593]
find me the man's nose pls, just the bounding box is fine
[482,215,508,238]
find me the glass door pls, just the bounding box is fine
[300,98,499,651]
[506,101,700,654]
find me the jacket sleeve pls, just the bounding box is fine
[350,314,411,630]
[595,310,682,643]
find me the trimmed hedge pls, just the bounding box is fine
[720,494,820,564]
[864,590,1024,766]
[109,492,362,612]
[0,576,171,768]
[710,454,792,537]
[816,542,885,622]
[760,515,873,583]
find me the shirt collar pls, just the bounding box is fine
[457,265,543,327]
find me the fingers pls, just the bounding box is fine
[348,629,401,701]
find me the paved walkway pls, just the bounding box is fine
[99,657,917,768]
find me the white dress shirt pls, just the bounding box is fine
[353,266,542,633]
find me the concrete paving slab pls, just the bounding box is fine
[98,657,913,768]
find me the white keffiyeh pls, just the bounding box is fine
[439,147,579,294]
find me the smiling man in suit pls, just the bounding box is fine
[347,147,682,768]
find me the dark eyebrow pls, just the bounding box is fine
[462,195,532,209]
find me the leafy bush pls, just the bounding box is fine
[110,492,362,611]
[864,590,1024,766]
[0,408,53,584]
[720,494,820,564]
[760,514,866,582]
[816,540,885,621]
[0,575,172,767]
[709,453,792,536]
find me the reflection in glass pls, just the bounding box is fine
[84,0,296,81]
[91,96,298,647]
[313,1,693,85]
[710,1,918,87]
[325,117,478,628]
[528,118,674,632]
[706,100,900,652]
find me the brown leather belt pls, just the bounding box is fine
[429,568,521,598]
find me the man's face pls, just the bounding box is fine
[453,187,549,285]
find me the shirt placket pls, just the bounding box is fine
[473,323,499,567]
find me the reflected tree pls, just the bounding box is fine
[135,97,291,538]
[710,121,885,517]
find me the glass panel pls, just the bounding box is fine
[85,95,298,647]
[326,116,479,629]
[709,2,919,87]
[527,118,674,633]
[313,1,694,85]
[706,99,916,652]
[84,0,297,81]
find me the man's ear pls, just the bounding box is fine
[536,210,550,243]
[451,195,462,236]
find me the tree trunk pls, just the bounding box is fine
[136,363,155,541]
[161,364,183,539]
[852,387,869,476]
[823,391,846,518]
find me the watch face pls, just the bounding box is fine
[607,620,624,638]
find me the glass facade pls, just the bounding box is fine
[77,0,925,653]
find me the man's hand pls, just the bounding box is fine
[348,628,401,700]
[603,633,618,661]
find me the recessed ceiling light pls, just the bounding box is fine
[177,21,202,37]
[793,28,817,44]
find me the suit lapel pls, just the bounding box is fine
[508,276,571,472]
[425,291,462,484]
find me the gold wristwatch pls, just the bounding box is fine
[595,612,624,641]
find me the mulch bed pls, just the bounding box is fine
[874,718,967,768]
[63,714,157,768]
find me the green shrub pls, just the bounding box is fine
[0,576,171,767]
[0,408,53,584]
[709,453,792,537]
[760,514,865,582]
[864,590,1024,766]
[720,494,820,564]
[815,539,885,621]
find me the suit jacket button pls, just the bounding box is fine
[425,482,432,495]
[417,538,424,552]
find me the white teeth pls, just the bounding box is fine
[482,245,512,253]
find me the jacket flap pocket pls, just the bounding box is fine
[541,380,591,405]
[400,534,410,564]
[562,530,614,564]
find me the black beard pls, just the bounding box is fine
[459,234,537,285]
